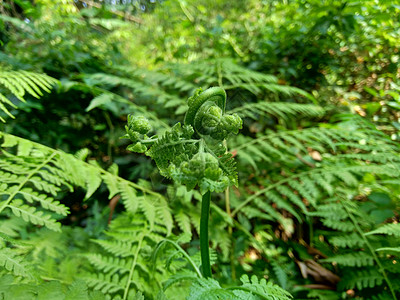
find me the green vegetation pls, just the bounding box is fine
[0,0,399,299]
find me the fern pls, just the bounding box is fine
[79,63,196,119]
[365,223,400,237]
[228,102,324,121]
[309,194,400,298]
[84,72,186,108]
[232,116,398,170]
[232,162,400,225]
[81,212,170,299]
[78,59,315,131]
[187,277,234,299]
[270,261,289,290]
[328,232,366,248]
[0,216,26,238]
[320,252,374,267]
[170,58,314,101]
[0,69,58,122]
[0,274,105,300]
[339,269,384,290]
[187,275,292,300]
[231,114,400,229]
[0,132,171,286]
[0,132,172,234]
[0,247,33,279]
[226,107,400,298]
[162,271,198,292]
[63,80,171,130]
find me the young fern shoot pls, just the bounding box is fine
[123,87,242,278]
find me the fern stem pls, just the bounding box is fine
[103,111,114,161]
[217,62,224,88]
[225,187,236,281]
[224,138,235,280]
[0,152,57,214]
[200,190,212,278]
[341,199,397,300]
[123,234,144,300]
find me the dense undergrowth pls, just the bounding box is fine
[0,0,399,299]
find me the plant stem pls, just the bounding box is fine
[200,190,212,278]
[223,140,236,280]
[225,187,236,281]
[103,111,114,161]
[123,234,144,300]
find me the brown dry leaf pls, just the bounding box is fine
[296,259,340,285]
[310,150,322,161]
[108,195,120,224]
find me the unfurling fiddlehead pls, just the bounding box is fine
[123,87,242,194]
[123,87,242,278]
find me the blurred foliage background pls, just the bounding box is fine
[0,0,400,299]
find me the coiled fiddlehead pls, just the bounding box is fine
[185,87,242,140]
[123,87,242,278]
[123,87,242,194]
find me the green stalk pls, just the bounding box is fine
[123,234,144,300]
[200,190,212,278]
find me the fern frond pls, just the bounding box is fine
[64,80,170,129]
[339,269,384,290]
[271,261,289,289]
[175,209,192,236]
[162,271,198,291]
[365,223,400,237]
[82,272,126,294]
[322,218,355,232]
[17,188,68,215]
[0,247,32,278]
[187,277,234,300]
[92,239,135,258]
[0,216,27,238]
[187,274,292,300]
[114,65,197,93]
[170,58,312,100]
[0,274,102,300]
[232,275,293,300]
[84,71,188,114]
[0,132,172,234]
[328,232,365,248]
[229,102,324,121]
[233,155,400,225]
[321,252,374,267]
[82,213,170,298]
[0,69,58,122]
[233,122,396,166]
[7,199,61,232]
[369,291,395,300]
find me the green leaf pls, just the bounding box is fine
[8,200,61,232]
